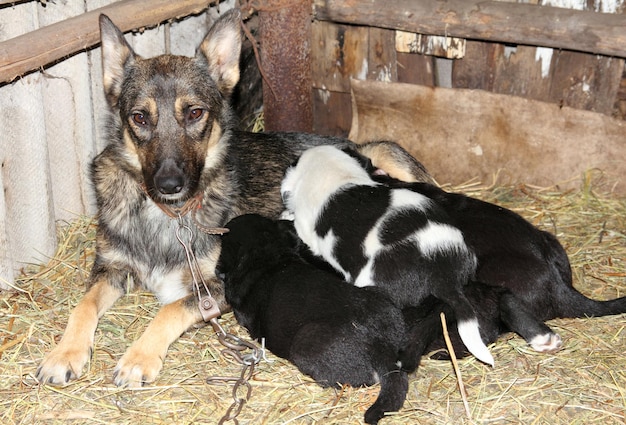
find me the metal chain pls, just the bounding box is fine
[208,318,264,425]
[175,216,263,424]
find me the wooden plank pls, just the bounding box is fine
[454,42,552,100]
[312,88,352,136]
[453,42,625,116]
[396,52,435,86]
[0,0,218,83]
[311,20,368,93]
[548,51,623,115]
[396,31,466,59]
[451,40,498,90]
[349,79,626,194]
[314,0,626,58]
[367,27,396,82]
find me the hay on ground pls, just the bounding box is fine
[1,171,625,424]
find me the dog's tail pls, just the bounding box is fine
[542,231,626,318]
[446,294,494,367]
[560,290,626,318]
[364,368,409,425]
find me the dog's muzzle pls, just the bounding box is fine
[154,158,186,195]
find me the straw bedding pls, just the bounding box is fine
[1,170,625,424]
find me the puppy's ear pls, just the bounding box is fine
[197,9,242,97]
[99,14,135,107]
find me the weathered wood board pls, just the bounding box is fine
[349,79,626,194]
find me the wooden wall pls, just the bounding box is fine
[311,0,626,137]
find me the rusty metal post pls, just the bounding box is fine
[258,0,313,132]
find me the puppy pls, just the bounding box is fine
[375,179,626,350]
[218,214,413,424]
[281,146,494,366]
[353,150,626,360]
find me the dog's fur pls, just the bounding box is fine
[352,149,626,362]
[387,180,626,352]
[281,146,494,366]
[218,214,413,424]
[35,10,431,388]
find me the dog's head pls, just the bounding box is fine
[219,214,300,271]
[218,214,301,305]
[99,10,241,204]
[280,146,377,226]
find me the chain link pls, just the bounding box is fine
[208,318,263,424]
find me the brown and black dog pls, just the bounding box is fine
[35,10,430,388]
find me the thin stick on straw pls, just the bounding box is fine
[440,312,472,421]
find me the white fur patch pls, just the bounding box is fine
[457,318,494,366]
[529,332,563,353]
[414,222,467,257]
[354,259,375,288]
[390,188,431,211]
[362,223,384,258]
[148,268,190,305]
[314,229,352,282]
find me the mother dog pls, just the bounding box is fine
[36,10,430,387]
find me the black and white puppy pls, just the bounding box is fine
[372,177,626,349]
[349,149,626,359]
[217,214,414,425]
[280,145,494,366]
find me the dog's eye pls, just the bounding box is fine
[132,112,149,126]
[187,108,204,122]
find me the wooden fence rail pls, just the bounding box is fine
[0,0,219,84]
[314,0,626,58]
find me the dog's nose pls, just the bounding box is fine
[154,159,185,195]
[156,174,184,194]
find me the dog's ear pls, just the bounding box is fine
[197,10,242,97]
[99,14,135,107]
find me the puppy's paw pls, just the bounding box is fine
[113,345,163,388]
[36,344,92,386]
[529,332,562,353]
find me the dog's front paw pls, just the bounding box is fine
[113,345,163,388]
[36,344,92,386]
[529,332,563,353]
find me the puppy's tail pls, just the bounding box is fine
[457,316,494,366]
[448,295,494,366]
[542,230,626,318]
[364,368,408,425]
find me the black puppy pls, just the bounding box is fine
[217,214,413,424]
[365,159,626,360]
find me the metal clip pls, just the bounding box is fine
[199,295,222,322]
[175,216,221,322]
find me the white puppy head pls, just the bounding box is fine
[280,145,378,255]
[281,146,376,215]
